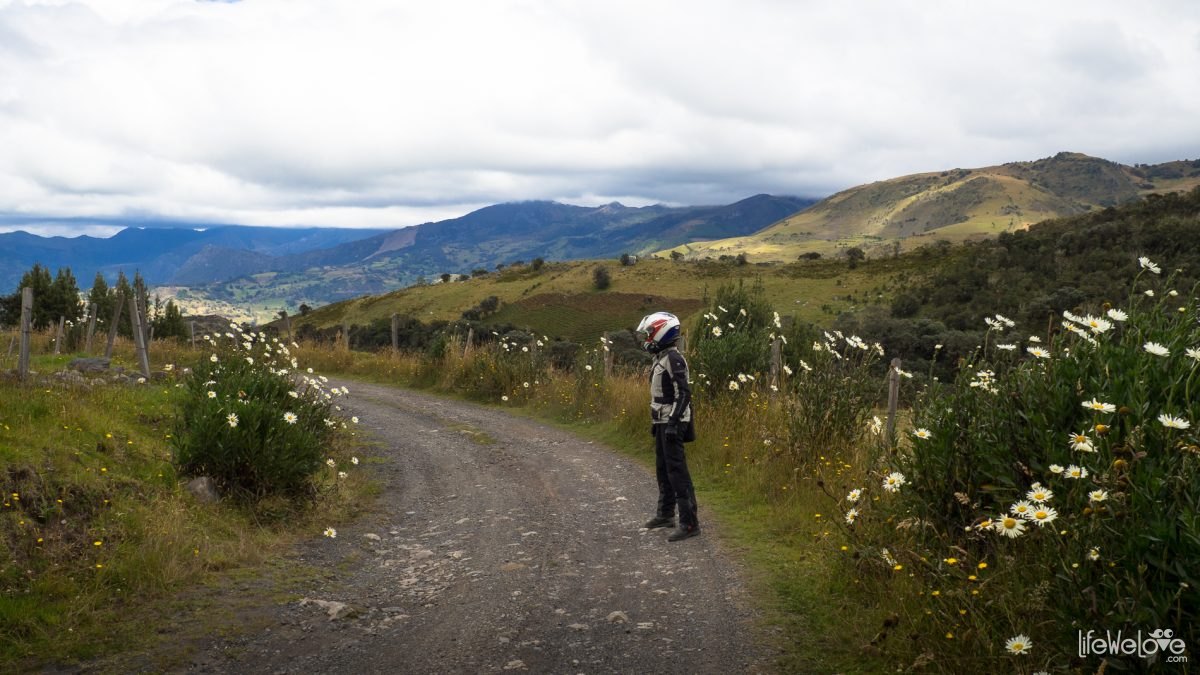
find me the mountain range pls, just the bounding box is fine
[0,194,815,312]
[2,152,1197,321]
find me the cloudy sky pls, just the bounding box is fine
[2,0,1199,236]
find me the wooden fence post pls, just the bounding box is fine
[104,292,123,359]
[85,303,98,354]
[770,337,782,392]
[886,358,901,448]
[391,314,399,353]
[53,316,65,355]
[190,321,196,350]
[463,327,474,358]
[129,295,151,378]
[18,287,32,380]
[342,322,350,352]
[284,314,292,343]
[602,336,614,378]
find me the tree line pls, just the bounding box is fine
[0,264,188,340]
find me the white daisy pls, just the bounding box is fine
[1081,398,1116,414]
[882,472,907,493]
[1144,342,1170,357]
[994,516,1026,538]
[1005,634,1032,655]
[1068,432,1095,453]
[1065,465,1089,480]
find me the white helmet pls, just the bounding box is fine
[636,311,681,353]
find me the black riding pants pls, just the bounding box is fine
[653,424,698,527]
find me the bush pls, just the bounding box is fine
[691,279,775,389]
[172,326,343,500]
[592,266,611,290]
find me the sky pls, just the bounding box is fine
[2,0,1199,237]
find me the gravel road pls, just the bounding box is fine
[132,381,771,674]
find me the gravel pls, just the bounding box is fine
[105,380,772,674]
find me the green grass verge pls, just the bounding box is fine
[0,344,372,670]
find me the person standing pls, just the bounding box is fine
[635,311,700,542]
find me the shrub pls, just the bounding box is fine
[691,279,774,389]
[592,266,611,290]
[172,325,343,500]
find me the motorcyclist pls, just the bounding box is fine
[635,311,700,542]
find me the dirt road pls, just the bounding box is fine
[129,381,771,674]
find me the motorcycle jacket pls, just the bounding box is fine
[649,346,692,425]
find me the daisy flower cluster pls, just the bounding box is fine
[174,322,360,498]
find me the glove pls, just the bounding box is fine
[664,422,679,439]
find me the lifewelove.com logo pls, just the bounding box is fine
[1078,629,1188,663]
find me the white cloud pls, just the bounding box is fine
[1,0,1198,232]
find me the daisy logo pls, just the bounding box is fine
[1078,628,1187,663]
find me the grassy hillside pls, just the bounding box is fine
[671,153,1200,262]
[283,255,928,344]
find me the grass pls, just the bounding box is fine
[284,254,933,342]
[0,330,372,670]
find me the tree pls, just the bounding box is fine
[670,251,684,261]
[151,300,187,340]
[440,273,452,284]
[299,303,312,316]
[88,272,113,332]
[48,267,82,325]
[531,258,545,271]
[12,264,54,328]
[845,247,865,269]
[113,271,134,337]
[592,266,611,290]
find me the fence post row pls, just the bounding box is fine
[85,303,98,354]
[886,357,901,449]
[129,294,151,378]
[18,287,32,380]
[104,292,123,359]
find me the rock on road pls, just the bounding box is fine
[180,381,770,674]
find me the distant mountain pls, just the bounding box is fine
[0,225,390,290]
[671,153,1200,261]
[0,196,815,315]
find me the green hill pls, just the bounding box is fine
[667,153,1200,262]
[282,255,920,344]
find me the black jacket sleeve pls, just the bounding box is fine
[665,350,691,424]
